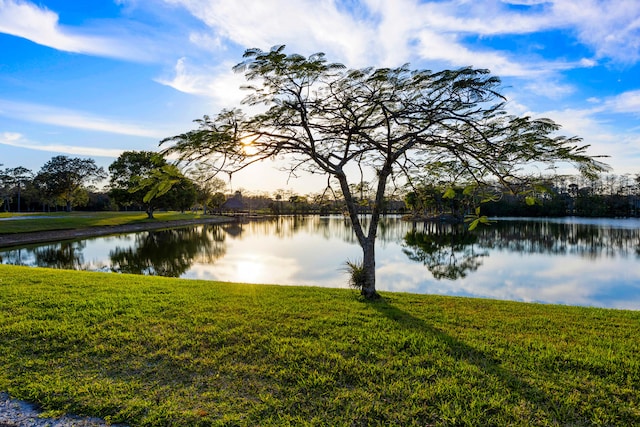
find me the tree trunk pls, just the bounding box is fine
[361,238,380,299]
[146,206,154,219]
[337,173,382,300]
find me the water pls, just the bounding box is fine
[2,215,639,310]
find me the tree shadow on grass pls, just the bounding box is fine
[368,298,580,424]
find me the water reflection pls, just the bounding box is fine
[1,216,639,309]
[402,223,488,280]
[478,221,640,259]
[110,225,226,276]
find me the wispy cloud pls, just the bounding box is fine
[604,90,640,115]
[526,100,640,174]
[158,0,633,100]
[164,0,640,66]
[163,0,377,66]
[0,0,153,61]
[550,0,640,63]
[0,131,125,157]
[0,99,165,138]
[155,58,247,107]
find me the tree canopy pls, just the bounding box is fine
[161,45,608,299]
[108,151,196,218]
[0,166,33,212]
[35,155,106,212]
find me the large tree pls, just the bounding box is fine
[161,45,608,299]
[109,151,166,211]
[35,156,106,212]
[109,151,196,218]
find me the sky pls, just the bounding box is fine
[1,0,639,195]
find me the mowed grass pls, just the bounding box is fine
[0,211,212,234]
[1,265,639,426]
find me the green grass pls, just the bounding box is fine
[0,211,212,234]
[1,265,638,426]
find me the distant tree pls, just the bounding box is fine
[146,166,198,213]
[0,167,9,211]
[35,156,106,212]
[288,195,308,214]
[210,191,227,213]
[7,167,34,212]
[109,151,196,218]
[109,151,166,210]
[133,164,181,213]
[186,162,227,214]
[161,45,608,299]
[0,166,33,212]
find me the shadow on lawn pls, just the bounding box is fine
[369,298,580,423]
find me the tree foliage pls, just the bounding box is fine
[186,162,228,214]
[161,45,608,299]
[109,151,196,218]
[0,166,33,212]
[35,156,106,212]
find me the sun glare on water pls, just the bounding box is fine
[236,258,265,283]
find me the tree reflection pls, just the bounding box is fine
[401,218,640,281]
[478,221,640,259]
[2,217,639,286]
[31,241,88,269]
[402,223,487,280]
[0,247,29,265]
[217,215,415,245]
[109,225,226,277]
[0,241,92,269]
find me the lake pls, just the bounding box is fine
[2,215,639,310]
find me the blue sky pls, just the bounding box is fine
[1,0,639,194]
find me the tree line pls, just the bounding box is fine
[2,152,638,219]
[404,173,640,219]
[0,152,401,216]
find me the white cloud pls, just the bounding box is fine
[0,132,125,157]
[0,99,166,138]
[524,103,640,175]
[522,79,575,100]
[154,0,580,105]
[413,1,640,64]
[188,31,224,51]
[159,0,635,94]
[551,0,640,63]
[414,28,535,76]
[604,90,640,115]
[0,0,152,61]
[155,58,247,107]
[163,0,377,66]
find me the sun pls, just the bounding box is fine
[240,135,259,155]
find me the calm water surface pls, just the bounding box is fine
[2,215,639,310]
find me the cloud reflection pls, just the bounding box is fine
[2,216,639,310]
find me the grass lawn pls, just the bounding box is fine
[0,265,638,426]
[0,211,214,234]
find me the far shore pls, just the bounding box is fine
[0,215,234,248]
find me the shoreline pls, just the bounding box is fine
[0,216,234,249]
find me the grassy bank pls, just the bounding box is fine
[1,265,638,426]
[0,211,213,234]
